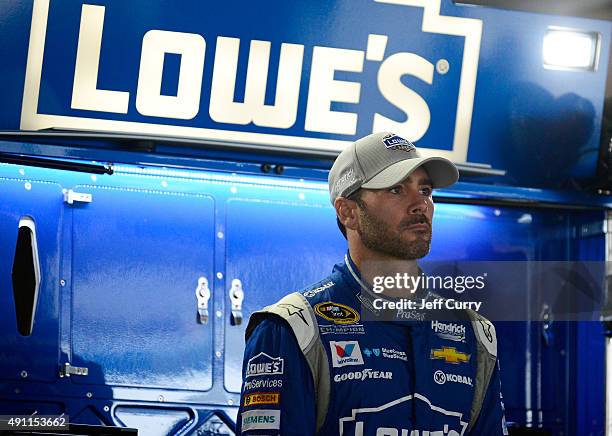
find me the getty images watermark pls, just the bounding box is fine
[370,272,487,312]
[357,261,607,322]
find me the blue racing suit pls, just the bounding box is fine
[237,253,508,435]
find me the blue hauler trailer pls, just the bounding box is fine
[0,0,610,434]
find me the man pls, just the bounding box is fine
[237,132,508,435]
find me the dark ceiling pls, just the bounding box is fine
[454,0,612,21]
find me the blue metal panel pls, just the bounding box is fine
[0,0,610,188]
[224,199,346,392]
[70,186,215,390]
[0,177,63,383]
[0,160,606,434]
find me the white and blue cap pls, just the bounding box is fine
[328,132,459,204]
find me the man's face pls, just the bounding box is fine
[355,166,434,260]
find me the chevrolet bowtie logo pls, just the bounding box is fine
[430,347,470,364]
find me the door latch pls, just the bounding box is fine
[63,189,92,205]
[59,362,89,378]
[195,277,211,324]
[540,303,554,346]
[229,279,244,326]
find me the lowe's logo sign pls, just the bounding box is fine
[22,0,482,161]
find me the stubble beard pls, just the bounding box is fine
[356,204,431,260]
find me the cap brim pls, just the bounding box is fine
[361,157,459,189]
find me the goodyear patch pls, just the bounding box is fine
[314,301,360,324]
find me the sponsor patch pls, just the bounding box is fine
[382,134,416,152]
[243,392,281,407]
[334,368,393,382]
[314,301,360,324]
[363,347,408,362]
[243,378,283,391]
[241,409,280,431]
[430,347,470,365]
[303,281,335,298]
[433,370,473,387]
[319,324,366,335]
[431,320,466,342]
[246,352,284,378]
[330,341,364,367]
[338,393,467,435]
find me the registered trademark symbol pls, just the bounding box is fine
[436,59,450,74]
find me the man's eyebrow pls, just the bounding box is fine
[406,175,433,186]
[420,177,434,186]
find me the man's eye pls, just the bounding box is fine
[420,187,433,196]
[389,186,402,194]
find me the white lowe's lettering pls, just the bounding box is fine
[373,53,433,141]
[71,4,129,113]
[209,37,304,128]
[69,6,434,138]
[136,30,206,119]
[304,46,364,135]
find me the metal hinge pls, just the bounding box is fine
[63,189,92,205]
[59,362,89,378]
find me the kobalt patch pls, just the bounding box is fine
[433,370,473,387]
[303,281,334,298]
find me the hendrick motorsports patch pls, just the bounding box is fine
[314,301,360,324]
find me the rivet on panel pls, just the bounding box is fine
[161,181,168,187]
[158,395,165,402]
[103,406,110,412]
[217,231,224,239]
[216,311,223,318]
[20,370,27,378]
[19,169,25,175]
[436,59,450,74]
[228,399,234,406]
[24,182,31,191]
[216,351,222,358]
[298,193,305,200]
[217,272,223,280]
[60,280,66,287]
[91,175,97,182]
[86,392,93,398]
[230,186,237,194]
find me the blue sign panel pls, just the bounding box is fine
[0,0,610,186]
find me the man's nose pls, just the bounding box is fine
[408,192,428,214]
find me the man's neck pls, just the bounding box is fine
[349,241,421,298]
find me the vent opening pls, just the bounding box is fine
[12,217,41,336]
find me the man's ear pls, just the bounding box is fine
[334,197,360,232]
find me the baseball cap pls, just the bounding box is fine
[328,132,459,204]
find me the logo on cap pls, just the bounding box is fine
[382,134,416,152]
